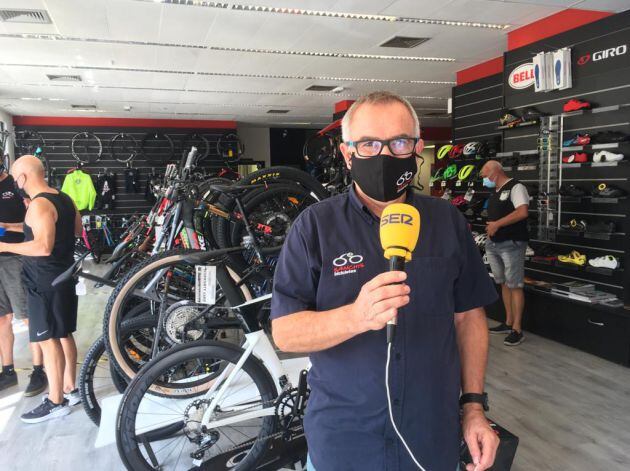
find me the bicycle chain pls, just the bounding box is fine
[190,395,304,461]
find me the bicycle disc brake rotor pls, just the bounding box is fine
[261,211,292,245]
[164,301,205,344]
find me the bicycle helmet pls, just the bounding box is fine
[474,233,488,247]
[449,144,464,159]
[430,167,444,184]
[451,196,467,207]
[463,142,481,156]
[437,144,453,160]
[443,163,458,180]
[457,164,476,181]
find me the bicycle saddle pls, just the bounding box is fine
[51,252,89,287]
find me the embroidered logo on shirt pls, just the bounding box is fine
[1,191,15,199]
[333,252,365,276]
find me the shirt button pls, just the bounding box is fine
[395,353,402,361]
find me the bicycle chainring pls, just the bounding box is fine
[274,387,309,440]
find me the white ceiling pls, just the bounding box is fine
[0,0,627,128]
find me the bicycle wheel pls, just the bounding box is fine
[111,133,139,164]
[104,249,249,387]
[243,165,329,201]
[15,130,45,157]
[217,131,244,163]
[182,132,210,163]
[116,340,277,471]
[142,132,175,165]
[71,131,103,164]
[215,184,318,275]
[80,315,156,426]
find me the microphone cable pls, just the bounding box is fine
[385,343,427,471]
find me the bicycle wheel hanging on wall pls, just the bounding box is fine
[15,130,49,175]
[217,131,244,163]
[182,132,210,163]
[110,133,139,164]
[71,131,103,165]
[141,131,174,165]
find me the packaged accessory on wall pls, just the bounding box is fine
[553,47,572,90]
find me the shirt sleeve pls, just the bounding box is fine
[452,208,498,313]
[510,183,529,208]
[271,213,319,320]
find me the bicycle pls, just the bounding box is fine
[114,263,309,470]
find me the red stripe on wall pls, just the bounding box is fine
[12,116,237,129]
[456,56,504,86]
[334,100,355,114]
[507,8,613,51]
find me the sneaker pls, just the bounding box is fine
[593,150,624,162]
[588,255,619,270]
[557,250,587,266]
[563,134,591,146]
[20,397,70,424]
[592,183,627,198]
[563,99,592,112]
[500,111,522,128]
[504,330,525,346]
[560,184,586,197]
[587,221,616,234]
[24,369,47,397]
[489,322,512,334]
[562,153,588,163]
[44,388,81,406]
[0,371,18,392]
[591,131,630,144]
[526,245,534,257]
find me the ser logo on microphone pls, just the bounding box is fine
[332,251,365,277]
[380,213,414,227]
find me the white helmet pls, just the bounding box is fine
[474,233,488,247]
[463,141,481,156]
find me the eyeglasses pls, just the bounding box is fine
[346,137,419,158]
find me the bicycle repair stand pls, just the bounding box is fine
[193,433,307,471]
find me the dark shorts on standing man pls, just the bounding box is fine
[25,281,78,342]
[485,239,527,289]
[0,255,28,320]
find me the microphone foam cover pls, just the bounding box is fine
[380,203,420,261]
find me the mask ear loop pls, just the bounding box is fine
[410,153,425,192]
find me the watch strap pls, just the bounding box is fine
[459,392,489,411]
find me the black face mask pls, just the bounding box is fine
[13,175,29,199]
[350,153,418,202]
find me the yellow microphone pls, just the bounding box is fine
[379,203,421,343]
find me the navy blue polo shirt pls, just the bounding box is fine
[271,185,497,471]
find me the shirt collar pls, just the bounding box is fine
[349,184,415,225]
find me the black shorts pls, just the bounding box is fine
[26,283,78,342]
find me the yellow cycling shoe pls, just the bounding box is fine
[557,250,587,266]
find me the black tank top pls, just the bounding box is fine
[22,192,76,290]
[487,178,529,242]
[0,175,26,251]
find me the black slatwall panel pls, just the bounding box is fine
[452,73,504,145]
[502,9,630,302]
[14,126,235,217]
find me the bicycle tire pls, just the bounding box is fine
[103,249,250,387]
[243,165,329,201]
[141,131,175,165]
[71,131,103,164]
[110,133,139,164]
[15,130,45,157]
[217,131,244,163]
[116,340,276,471]
[182,132,210,163]
[79,314,156,426]
[215,183,318,275]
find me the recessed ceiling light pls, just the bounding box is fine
[139,1,510,29]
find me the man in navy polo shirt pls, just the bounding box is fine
[271,91,499,471]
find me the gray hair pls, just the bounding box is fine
[341,91,420,142]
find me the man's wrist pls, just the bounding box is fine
[462,403,485,414]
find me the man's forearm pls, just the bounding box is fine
[272,304,360,353]
[496,205,528,228]
[0,240,50,257]
[0,222,24,232]
[455,308,488,397]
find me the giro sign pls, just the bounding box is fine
[577,44,627,66]
[508,63,535,89]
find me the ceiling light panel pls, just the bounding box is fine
[138,0,510,29]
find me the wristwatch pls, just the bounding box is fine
[459,392,489,411]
